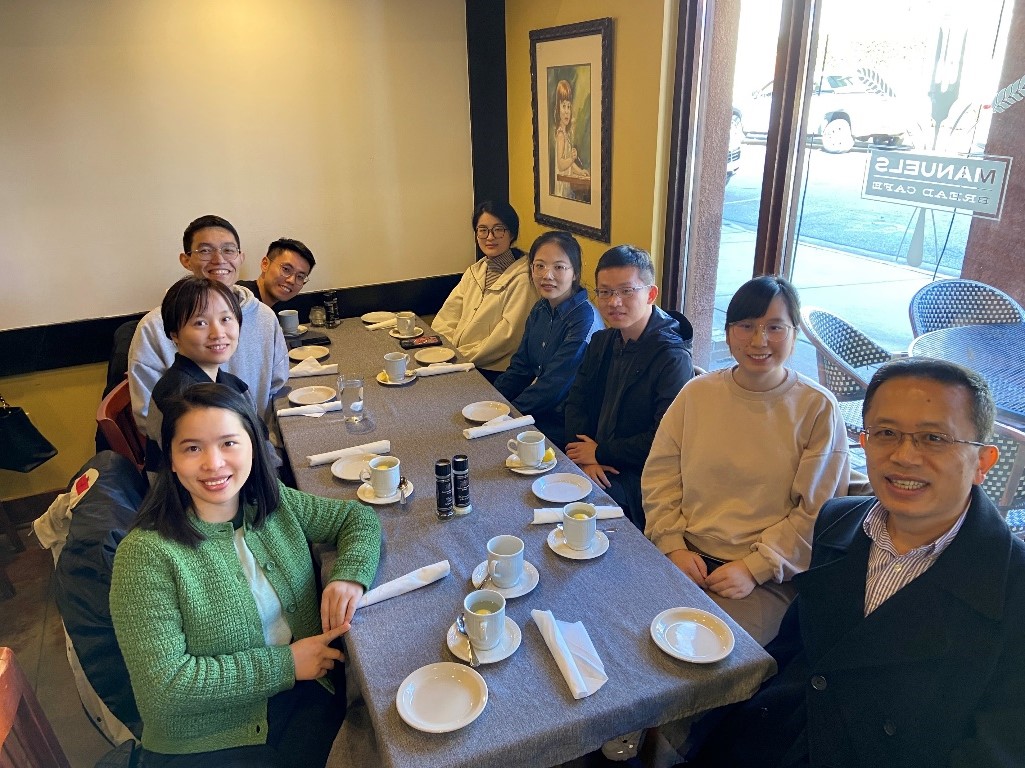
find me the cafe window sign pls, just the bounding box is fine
[862,151,1012,220]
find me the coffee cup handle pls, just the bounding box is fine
[507,438,518,453]
[359,468,371,484]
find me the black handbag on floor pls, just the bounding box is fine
[0,393,58,472]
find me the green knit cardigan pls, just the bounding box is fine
[109,483,381,755]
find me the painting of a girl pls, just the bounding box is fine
[552,77,590,201]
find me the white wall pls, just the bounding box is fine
[0,0,475,330]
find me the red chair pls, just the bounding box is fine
[96,380,145,471]
[0,646,71,768]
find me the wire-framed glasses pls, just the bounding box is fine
[861,426,986,453]
[727,321,794,342]
[189,245,241,261]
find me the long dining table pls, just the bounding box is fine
[274,315,775,768]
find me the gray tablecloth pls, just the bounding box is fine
[276,317,775,768]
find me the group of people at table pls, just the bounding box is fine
[105,205,1024,767]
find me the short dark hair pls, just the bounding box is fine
[472,200,520,244]
[595,245,655,286]
[863,358,996,442]
[134,384,280,548]
[182,215,240,254]
[725,275,801,328]
[160,277,243,340]
[529,230,583,293]
[266,238,316,271]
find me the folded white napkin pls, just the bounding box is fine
[357,560,450,608]
[532,506,625,524]
[366,318,397,330]
[289,358,339,378]
[307,439,391,467]
[463,414,535,440]
[276,402,343,418]
[413,362,475,377]
[531,609,608,699]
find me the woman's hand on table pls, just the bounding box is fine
[668,549,708,584]
[704,561,757,600]
[291,625,348,681]
[580,463,619,489]
[321,579,365,632]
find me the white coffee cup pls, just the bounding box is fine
[396,311,417,336]
[486,535,524,589]
[562,502,597,551]
[278,309,300,334]
[463,589,506,651]
[507,430,546,467]
[383,352,409,382]
[360,456,400,498]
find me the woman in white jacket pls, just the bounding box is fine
[432,201,534,382]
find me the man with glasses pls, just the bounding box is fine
[688,358,1024,767]
[128,214,289,435]
[564,245,693,530]
[239,238,316,316]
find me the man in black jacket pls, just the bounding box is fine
[564,245,693,528]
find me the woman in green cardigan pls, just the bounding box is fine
[110,384,381,767]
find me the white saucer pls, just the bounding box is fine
[532,473,592,503]
[547,528,609,560]
[414,347,455,365]
[376,371,417,387]
[389,326,424,339]
[470,560,540,598]
[461,401,511,422]
[287,385,335,406]
[650,607,735,663]
[506,454,557,475]
[362,311,396,324]
[330,453,381,482]
[447,617,521,664]
[396,662,487,733]
[357,481,413,505]
[288,345,330,362]
[282,324,309,338]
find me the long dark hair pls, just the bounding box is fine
[134,384,280,547]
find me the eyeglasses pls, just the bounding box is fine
[594,285,651,301]
[189,245,241,261]
[475,225,510,240]
[728,321,795,342]
[861,427,986,453]
[531,262,573,275]
[275,262,310,284]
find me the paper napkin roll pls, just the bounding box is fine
[357,560,451,608]
[463,414,535,440]
[289,358,339,378]
[413,363,475,377]
[531,609,608,699]
[532,506,625,525]
[277,402,343,418]
[307,439,391,467]
[366,318,397,330]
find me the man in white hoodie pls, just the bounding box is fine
[128,214,289,434]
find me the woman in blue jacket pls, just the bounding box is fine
[494,231,603,447]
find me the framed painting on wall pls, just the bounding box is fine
[529,18,614,243]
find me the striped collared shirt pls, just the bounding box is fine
[862,501,968,615]
[484,249,517,289]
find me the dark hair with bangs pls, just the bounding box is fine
[529,230,583,293]
[863,358,996,442]
[133,384,280,547]
[160,277,243,340]
[472,200,521,245]
[266,238,316,271]
[183,214,240,254]
[725,275,801,328]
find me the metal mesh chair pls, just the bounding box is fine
[909,279,1025,337]
[800,307,905,440]
[983,422,1025,519]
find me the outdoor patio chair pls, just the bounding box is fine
[983,421,1025,517]
[800,307,905,440]
[909,279,1025,337]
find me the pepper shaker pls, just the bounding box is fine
[435,459,454,520]
[452,454,472,515]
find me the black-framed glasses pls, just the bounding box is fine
[475,225,510,240]
[276,262,309,284]
[594,285,651,301]
[727,321,795,342]
[189,245,241,261]
[861,426,987,453]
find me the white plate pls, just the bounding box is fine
[330,453,381,482]
[447,617,521,664]
[357,480,413,505]
[531,473,592,503]
[414,347,456,365]
[396,662,488,733]
[506,454,557,476]
[389,326,424,339]
[470,560,540,598]
[282,324,309,338]
[288,345,330,362]
[362,311,396,324]
[287,385,335,406]
[376,371,417,387]
[461,401,511,422]
[650,607,735,664]
[546,528,609,560]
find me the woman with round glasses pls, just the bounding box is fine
[642,276,851,645]
[494,231,603,446]
[433,201,534,382]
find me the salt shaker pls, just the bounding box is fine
[452,454,472,515]
[435,459,454,520]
